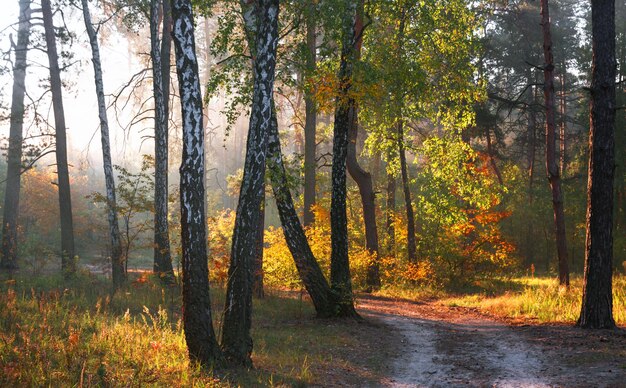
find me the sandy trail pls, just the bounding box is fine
[357,296,625,388]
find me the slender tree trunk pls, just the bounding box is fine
[330,0,359,318]
[386,170,396,257]
[486,127,504,185]
[238,0,336,316]
[578,0,616,329]
[559,68,567,178]
[81,0,125,286]
[398,120,417,263]
[526,73,537,268]
[346,0,380,290]
[222,0,280,366]
[252,189,265,299]
[42,0,75,276]
[1,0,31,270]
[541,0,570,286]
[303,1,317,227]
[151,0,174,282]
[267,106,337,317]
[171,0,222,365]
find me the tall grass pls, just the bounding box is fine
[441,275,626,325]
[0,272,374,386]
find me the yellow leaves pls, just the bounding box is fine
[404,262,434,282]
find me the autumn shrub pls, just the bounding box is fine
[207,209,236,285]
[262,204,377,290]
[411,135,519,287]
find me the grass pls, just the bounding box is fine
[375,275,626,325]
[0,271,382,387]
[438,275,626,325]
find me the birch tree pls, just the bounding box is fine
[235,0,340,318]
[80,0,126,287]
[221,0,279,366]
[171,0,222,365]
[330,0,359,318]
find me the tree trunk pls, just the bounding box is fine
[485,127,504,186]
[578,0,616,329]
[398,120,417,263]
[171,0,222,365]
[541,0,570,286]
[386,170,396,257]
[266,104,337,317]
[81,0,125,287]
[525,72,537,268]
[252,189,265,299]
[559,68,567,178]
[1,0,31,270]
[238,0,336,317]
[151,0,174,282]
[42,0,75,276]
[303,1,317,227]
[346,0,380,290]
[221,0,280,367]
[330,0,359,318]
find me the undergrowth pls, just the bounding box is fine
[378,275,626,325]
[0,272,374,387]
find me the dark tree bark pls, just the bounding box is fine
[1,0,31,270]
[303,1,317,227]
[330,0,359,318]
[346,0,380,290]
[151,0,175,282]
[81,0,125,286]
[386,170,396,257]
[541,0,570,286]
[221,0,280,367]
[171,0,222,365]
[398,120,417,263]
[238,0,336,316]
[559,69,567,178]
[485,127,504,186]
[267,105,337,317]
[42,0,76,276]
[525,72,537,268]
[578,0,617,329]
[252,189,265,299]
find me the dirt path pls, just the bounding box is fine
[356,296,626,388]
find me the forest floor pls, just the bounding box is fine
[355,295,626,388]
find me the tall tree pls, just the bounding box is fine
[398,118,417,262]
[42,0,76,276]
[150,0,175,282]
[577,0,617,329]
[303,1,317,227]
[330,0,359,318]
[81,0,125,286]
[171,0,222,365]
[1,0,31,270]
[221,0,280,366]
[541,0,570,286]
[346,0,381,289]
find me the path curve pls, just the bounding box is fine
[357,296,625,388]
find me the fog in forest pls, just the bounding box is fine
[1,0,625,384]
